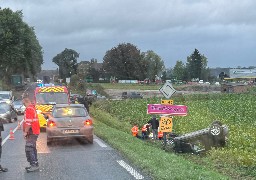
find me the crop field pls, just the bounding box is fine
[93,92,256,178]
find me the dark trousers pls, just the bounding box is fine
[0,136,2,160]
[25,134,38,166]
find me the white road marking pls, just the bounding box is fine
[117,160,144,179]
[94,139,107,147]
[2,119,24,146]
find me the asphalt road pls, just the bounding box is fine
[1,115,151,180]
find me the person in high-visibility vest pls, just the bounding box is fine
[22,95,40,173]
[0,117,8,172]
[141,124,149,140]
[158,129,164,140]
[131,124,139,138]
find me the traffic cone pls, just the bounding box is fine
[17,120,21,130]
[9,128,15,140]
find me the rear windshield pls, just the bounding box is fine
[53,107,87,118]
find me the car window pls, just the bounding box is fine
[0,94,10,99]
[53,107,87,118]
[0,103,9,111]
[13,101,23,105]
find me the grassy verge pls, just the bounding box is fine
[91,106,229,180]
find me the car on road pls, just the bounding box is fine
[121,91,143,99]
[0,91,13,104]
[13,99,26,115]
[46,104,93,145]
[0,102,18,123]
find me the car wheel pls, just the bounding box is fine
[209,122,223,136]
[87,137,93,144]
[47,138,52,146]
[9,117,15,123]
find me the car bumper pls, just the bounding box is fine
[46,126,93,139]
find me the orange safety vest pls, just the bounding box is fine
[158,131,163,138]
[141,125,147,132]
[131,126,139,137]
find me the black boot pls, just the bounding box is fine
[26,161,38,170]
[0,165,8,172]
[26,164,39,173]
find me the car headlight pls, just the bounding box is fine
[6,100,11,104]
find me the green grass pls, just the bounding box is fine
[92,93,256,179]
[96,83,161,90]
[91,106,229,180]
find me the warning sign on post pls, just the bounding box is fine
[159,81,176,99]
[159,116,173,132]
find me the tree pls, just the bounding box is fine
[52,48,79,80]
[173,60,186,81]
[142,50,165,82]
[103,43,145,80]
[0,8,43,84]
[186,49,204,80]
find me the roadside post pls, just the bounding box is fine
[147,81,188,148]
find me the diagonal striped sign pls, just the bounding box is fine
[147,104,188,116]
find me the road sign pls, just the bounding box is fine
[161,99,173,105]
[159,81,176,99]
[159,116,173,132]
[147,104,188,116]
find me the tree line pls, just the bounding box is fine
[1,8,212,85]
[0,8,43,85]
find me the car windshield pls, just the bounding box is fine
[53,107,87,118]
[13,100,23,106]
[36,92,69,104]
[0,103,9,111]
[0,94,9,99]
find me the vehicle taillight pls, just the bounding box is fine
[84,119,92,126]
[47,120,56,127]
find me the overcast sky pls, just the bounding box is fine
[1,0,256,70]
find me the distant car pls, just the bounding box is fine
[198,80,204,84]
[13,100,26,115]
[0,91,13,104]
[46,104,93,145]
[0,102,18,123]
[121,92,143,99]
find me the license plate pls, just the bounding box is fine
[63,129,79,134]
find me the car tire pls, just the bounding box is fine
[47,138,52,146]
[87,137,93,144]
[9,117,16,123]
[209,124,222,136]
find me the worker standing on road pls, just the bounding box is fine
[22,95,40,173]
[0,118,8,172]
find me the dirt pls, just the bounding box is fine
[104,86,221,99]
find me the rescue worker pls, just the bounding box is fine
[77,96,90,113]
[0,118,8,172]
[131,124,139,138]
[141,124,148,140]
[147,115,159,140]
[158,128,163,140]
[22,95,40,172]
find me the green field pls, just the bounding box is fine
[91,84,256,179]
